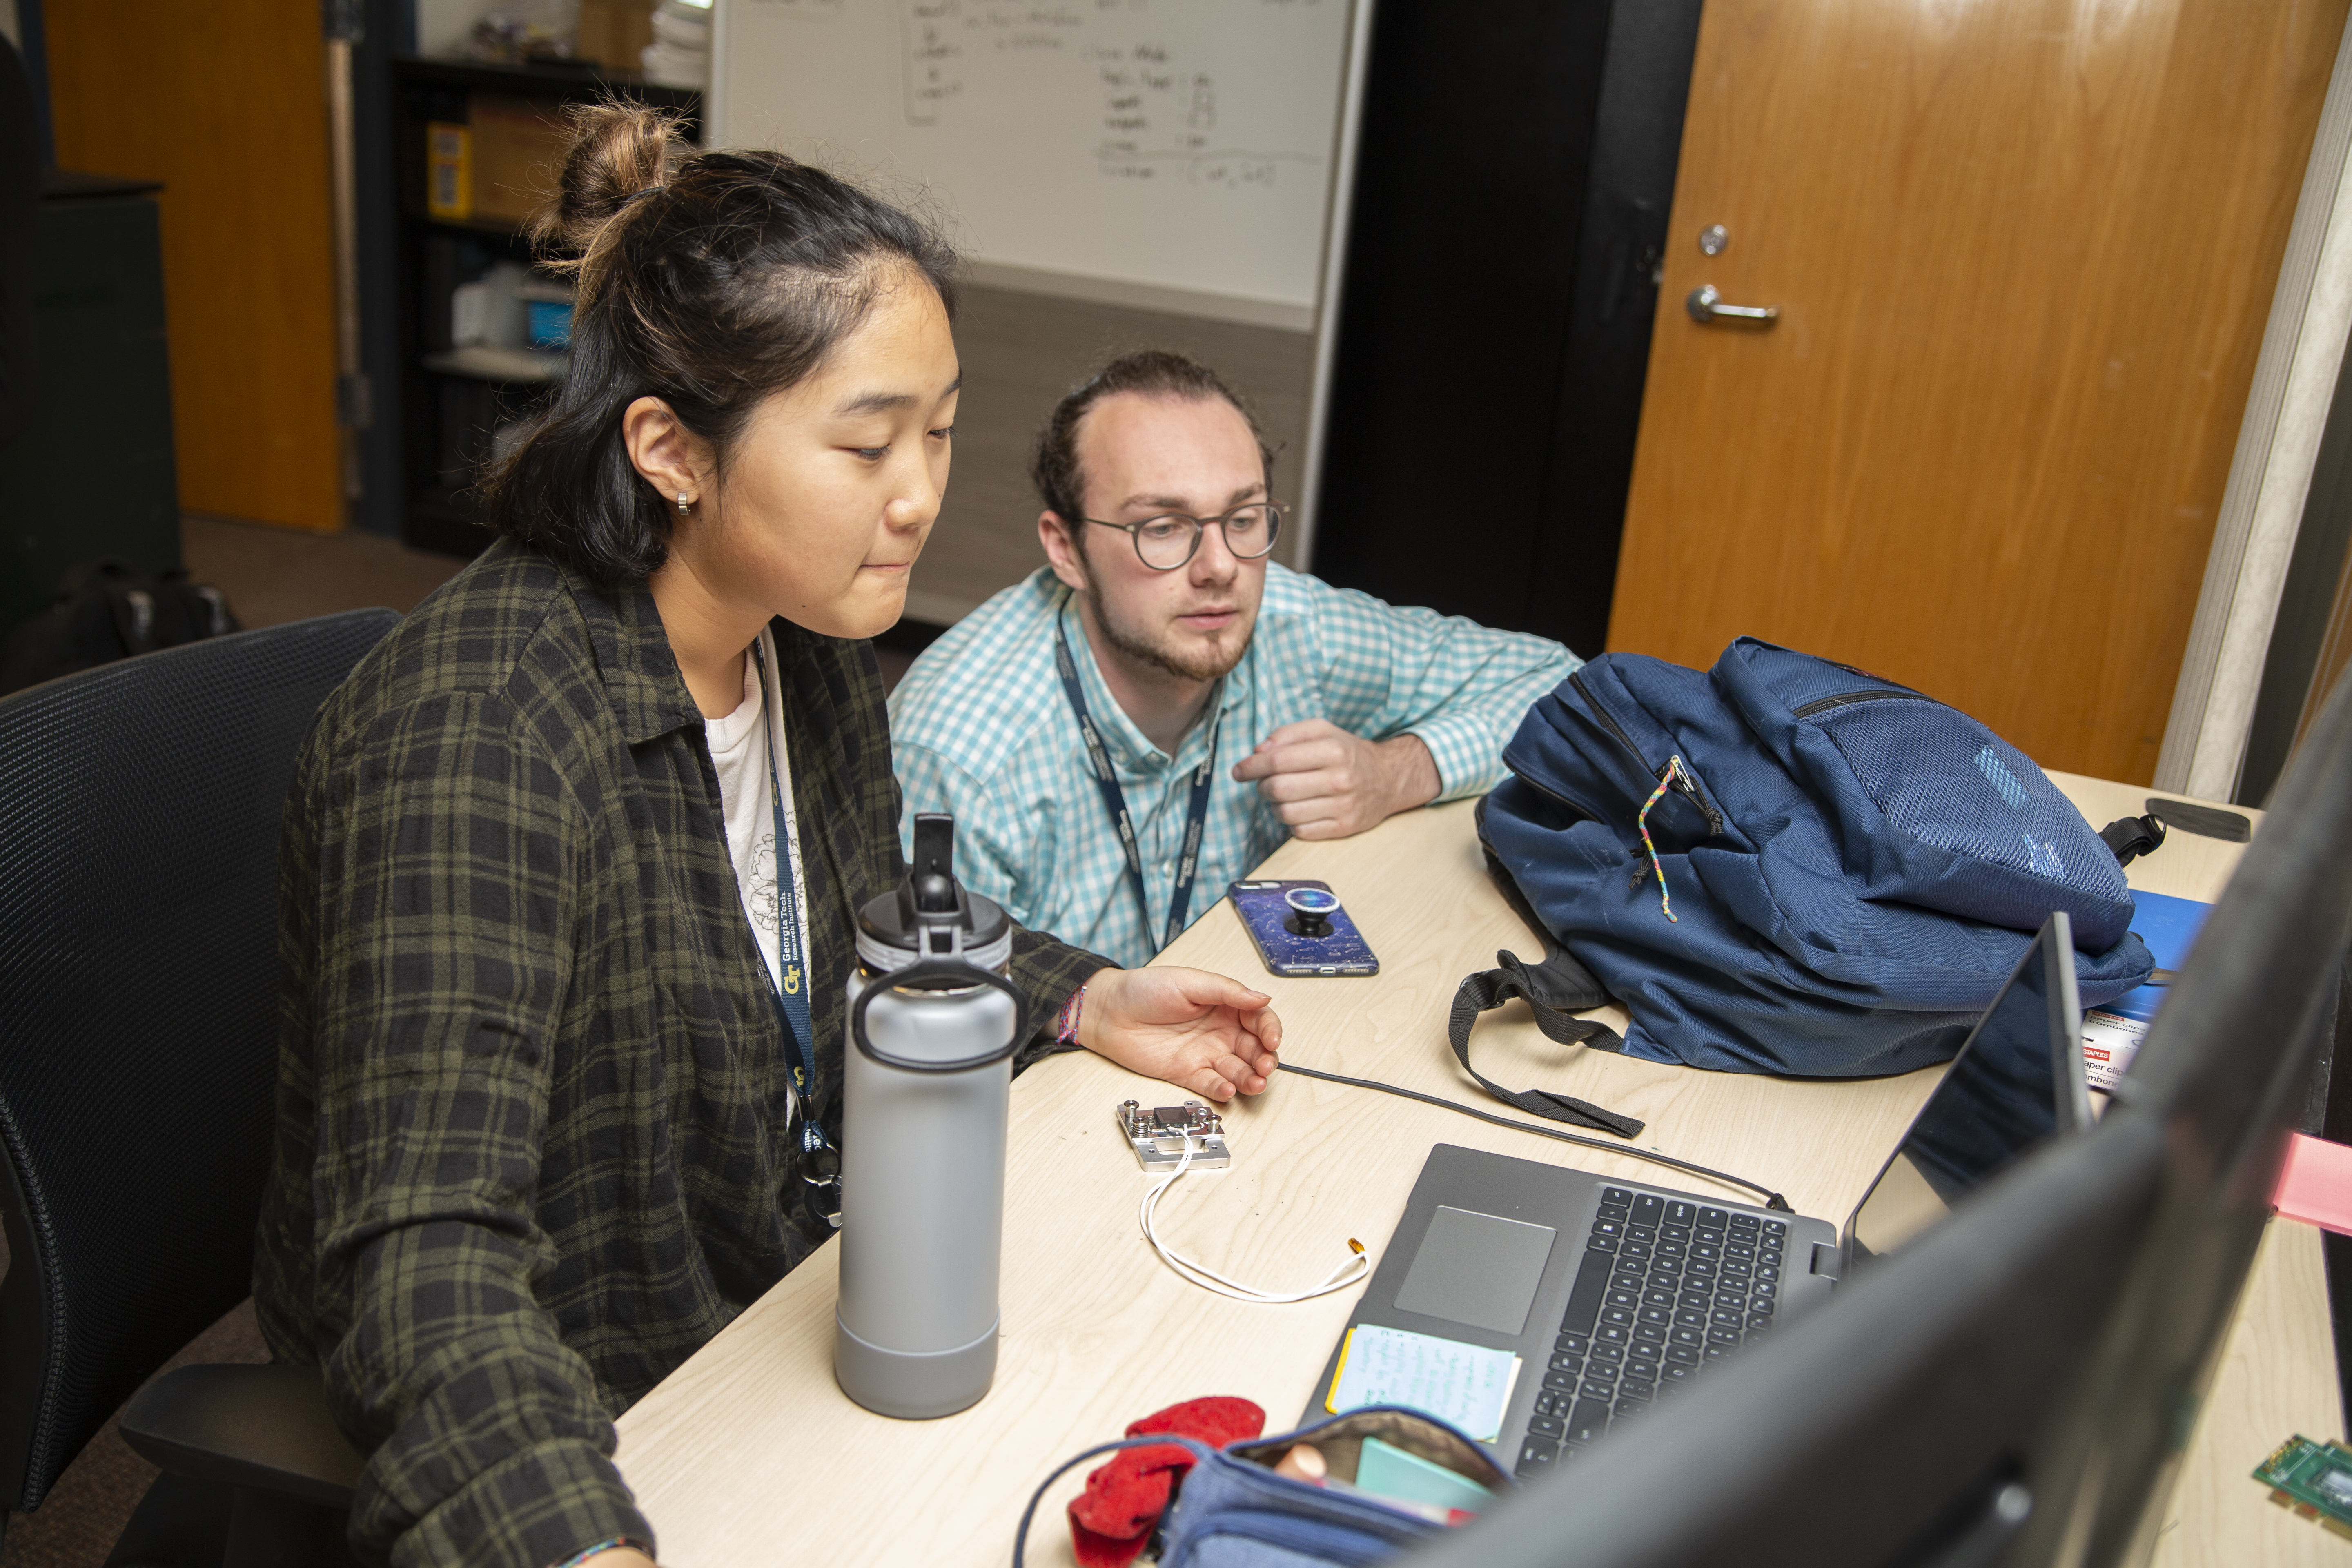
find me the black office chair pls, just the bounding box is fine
[0,610,397,1566]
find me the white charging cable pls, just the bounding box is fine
[1139,1136,1372,1304]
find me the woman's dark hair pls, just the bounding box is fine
[1030,349,1276,530]
[484,103,959,581]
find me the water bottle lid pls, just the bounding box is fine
[857,813,1013,972]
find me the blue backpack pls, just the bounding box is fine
[1466,638,2157,1088]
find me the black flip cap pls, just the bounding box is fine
[911,813,956,910]
[858,812,1011,954]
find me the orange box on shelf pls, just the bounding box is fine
[425,120,471,220]
[468,92,570,227]
[576,0,655,70]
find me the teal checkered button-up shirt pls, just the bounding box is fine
[889,565,1579,968]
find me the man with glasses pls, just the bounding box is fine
[888,350,1577,969]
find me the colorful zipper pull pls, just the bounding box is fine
[1635,756,1690,923]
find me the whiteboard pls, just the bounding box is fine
[712,0,1354,319]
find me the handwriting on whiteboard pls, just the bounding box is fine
[898,0,1323,185]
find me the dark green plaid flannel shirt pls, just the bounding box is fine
[254,539,1105,1567]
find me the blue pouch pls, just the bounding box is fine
[1015,1407,1511,1568]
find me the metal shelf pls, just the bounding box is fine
[423,346,569,383]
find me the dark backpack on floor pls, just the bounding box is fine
[0,561,239,696]
[1468,638,2157,1085]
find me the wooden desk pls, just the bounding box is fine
[614,776,2339,1566]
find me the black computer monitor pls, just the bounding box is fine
[1404,1100,2169,1568]
[2065,674,2352,1566]
[1402,676,2352,1568]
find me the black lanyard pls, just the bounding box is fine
[750,644,833,1182]
[1053,608,1223,955]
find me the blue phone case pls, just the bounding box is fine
[1229,880,1380,976]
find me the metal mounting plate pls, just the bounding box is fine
[1118,1099,1232,1172]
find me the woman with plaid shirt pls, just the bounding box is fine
[254,106,1283,1568]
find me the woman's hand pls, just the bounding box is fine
[1076,967,1281,1101]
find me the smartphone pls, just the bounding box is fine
[1229,879,1380,977]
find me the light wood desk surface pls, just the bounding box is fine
[614,774,2339,1566]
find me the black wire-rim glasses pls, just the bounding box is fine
[1080,501,1286,570]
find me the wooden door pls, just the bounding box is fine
[45,0,342,533]
[1608,0,2348,784]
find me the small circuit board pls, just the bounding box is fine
[1118,1099,1231,1172]
[2253,1434,2352,1541]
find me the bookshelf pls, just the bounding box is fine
[388,56,698,557]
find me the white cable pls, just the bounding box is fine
[1138,1136,1372,1304]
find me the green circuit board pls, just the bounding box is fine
[2253,1435,2352,1541]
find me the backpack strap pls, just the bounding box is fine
[102,581,159,656]
[2097,814,2167,868]
[1448,948,1645,1139]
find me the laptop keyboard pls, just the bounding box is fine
[1515,1186,1790,1478]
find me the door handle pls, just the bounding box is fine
[1686,285,1779,326]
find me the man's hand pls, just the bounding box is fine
[1077,967,1281,1101]
[1230,720,1440,840]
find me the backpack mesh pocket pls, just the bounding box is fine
[1806,697,2127,901]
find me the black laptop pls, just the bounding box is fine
[1306,912,2094,1479]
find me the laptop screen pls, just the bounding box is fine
[1845,913,2092,1271]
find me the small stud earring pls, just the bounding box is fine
[677,492,691,514]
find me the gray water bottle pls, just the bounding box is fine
[835,813,1027,1419]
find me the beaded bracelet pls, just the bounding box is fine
[1054,982,1087,1045]
[548,1537,655,1568]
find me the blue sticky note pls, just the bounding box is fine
[2105,891,2213,1025]
[1325,1325,1520,1443]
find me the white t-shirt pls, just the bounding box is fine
[705,630,815,1015]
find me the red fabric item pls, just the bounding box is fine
[1068,1396,1266,1568]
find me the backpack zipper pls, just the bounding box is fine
[1669,764,1722,835]
[1789,688,1931,719]
[1568,670,1723,835]
[1570,669,1649,768]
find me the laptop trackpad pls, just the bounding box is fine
[1392,1205,1558,1336]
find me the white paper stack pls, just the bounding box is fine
[641,0,711,89]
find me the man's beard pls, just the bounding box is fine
[1080,556,1256,683]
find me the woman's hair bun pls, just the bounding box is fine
[488,123,960,582]
[532,100,688,266]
